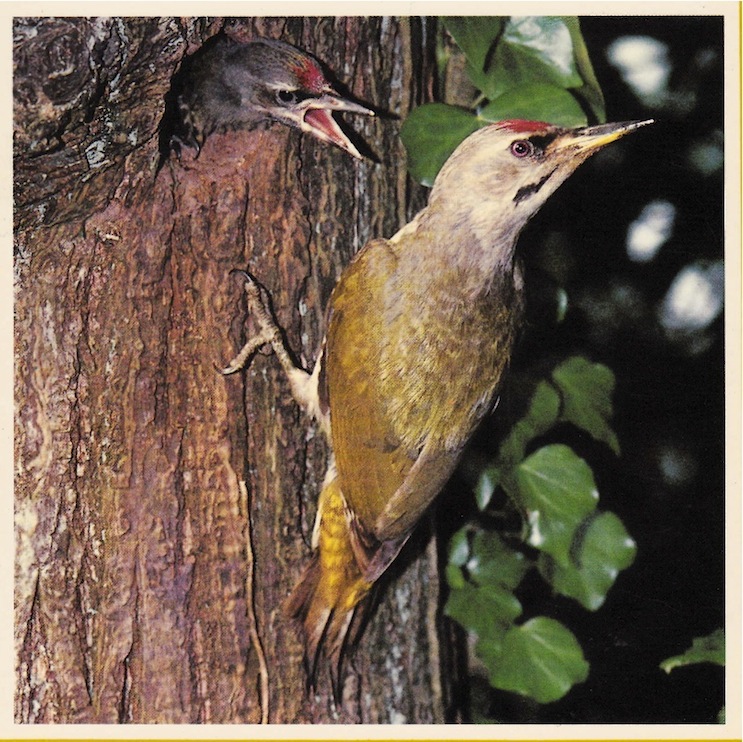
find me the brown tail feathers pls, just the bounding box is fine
[285,476,373,696]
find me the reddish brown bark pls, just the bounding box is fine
[14,16,456,723]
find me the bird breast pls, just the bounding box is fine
[378,258,522,454]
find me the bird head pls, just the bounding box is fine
[160,36,375,168]
[219,38,374,158]
[428,119,654,253]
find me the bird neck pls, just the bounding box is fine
[413,197,525,298]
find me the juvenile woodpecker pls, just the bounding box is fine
[159,34,374,166]
[223,118,652,692]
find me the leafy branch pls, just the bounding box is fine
[401,17,606,185]
[444,358,635,704]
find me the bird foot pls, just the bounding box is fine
[221,271,322,425]
[220,272,285,375]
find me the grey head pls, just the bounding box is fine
[160,35,374,167]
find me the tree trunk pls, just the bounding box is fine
[14,16,458,723]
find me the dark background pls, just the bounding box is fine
[447,15,726,723]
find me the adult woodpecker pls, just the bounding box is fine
[222,118,652,692]
[158,33,374,167]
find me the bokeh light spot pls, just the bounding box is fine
[606,36,671,104]
[626,199,676,262]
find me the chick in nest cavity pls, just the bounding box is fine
[157,32,375,170]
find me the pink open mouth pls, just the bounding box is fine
[303,108,362,158]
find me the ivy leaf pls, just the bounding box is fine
[445,563,466,590]
[552,357,621,454]
[526,378,563,430]
[467,531,530,591]
[400,103,483,186]
[486,17,583,100]
[487,617,589,703]
[442,17,504,94]
[539,511,637,610]
[475,634,506,672]
[497,379,561,471]
[660,629,725,673]
[444,581,522,638]
[509,444,599,567]
[480,83,587,128]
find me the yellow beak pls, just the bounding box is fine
[561,118,655,154]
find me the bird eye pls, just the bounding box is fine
[277,90,297,104]
[510,140,535,158]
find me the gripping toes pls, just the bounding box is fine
[221,271,325,429]
[221,271,284,375]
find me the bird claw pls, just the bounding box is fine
[220,271,316,422]
[219,331,272,375]
[220,271,283,375]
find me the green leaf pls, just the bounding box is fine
[445,563,466,589]
[400,103,483,186]
[485,17,582,100]
[444,581,522,638]
[480,83,587,128]
[488,617,589,703]
[475,634,507,672]
[468,531,530,591]
[660,628,725,673]
[442,17,504,94]
[552,357,621,454]
[505,17,583,86]
[525,379,562,430]
[475,465,500,510]
[540,511,637,610]
[497,380,561,470]
[509,444,599,567]
[561,17,606,122]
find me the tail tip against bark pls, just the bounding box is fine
[285,554,370,704]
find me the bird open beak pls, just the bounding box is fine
[561,119,655,154]
[299,92,375,159]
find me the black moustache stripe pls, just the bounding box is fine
[513,168,556,203]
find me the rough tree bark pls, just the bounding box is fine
[14,16,463,723]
